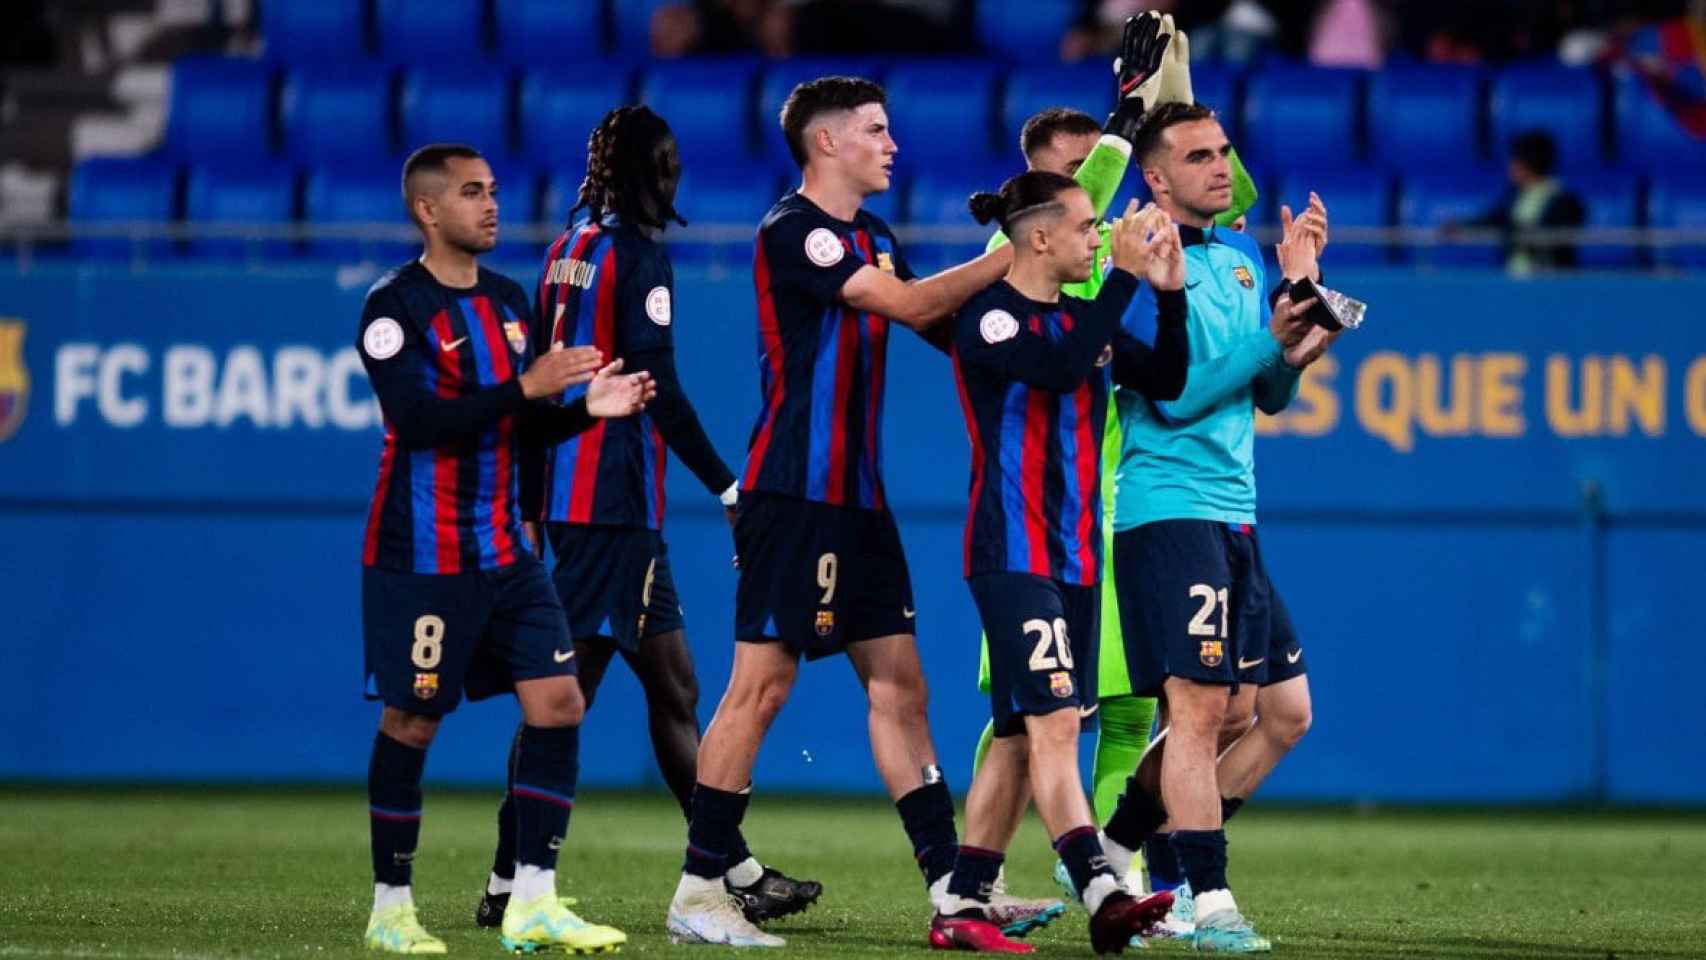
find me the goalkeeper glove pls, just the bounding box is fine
[1106,12,1171,141]
[1156,18,1194,107]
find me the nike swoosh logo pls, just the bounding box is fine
[553,649,575,663]
[903,607,916,619]
[1185,280,1202,290]
[1287,648,1303,664]
[441,336,467,351]
[1079,703,1100,718]
[1237,657,1265,670]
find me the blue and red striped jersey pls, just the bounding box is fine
[530,218,676,529]
[742,192,915,510]
[951,272,1146,586]
[357,262,538,574]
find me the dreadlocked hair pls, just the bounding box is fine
[571,105,687,231]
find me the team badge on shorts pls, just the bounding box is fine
[1232,265,1255,289]
[413,672,439,699]
[503,321,527,352]
[1049,670,1074,699]
[1199,640,1224,668]
[815,610,835,637]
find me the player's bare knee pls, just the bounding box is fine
[866,675,929,732]
[1023,708,1080,754]
[380,709,440,749]
[1267,702,1311,749]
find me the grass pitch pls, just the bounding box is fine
[1,788,1702,959]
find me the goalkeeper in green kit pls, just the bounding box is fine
[961,9,1260,910]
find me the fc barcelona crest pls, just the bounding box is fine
[815,610,836,637]
[1199,640,1224,668]
[1049,670,1074,699]
[414,672,439,700]
[877,251,895,274]
[1232,266,1255,290]
[503,321,527,353]
[0,320,28,443]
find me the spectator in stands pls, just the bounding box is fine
[651,0,775,58]
[652,0,965,58]
[1451,130,1587,273]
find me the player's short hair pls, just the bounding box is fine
[1510,130,1558,177]
[572,104,686,231]
[401,143,484,212]
[780,76,887,168]
[968,170,1083,235]
[1020,107,1102,163]
[1132,102,1217,165]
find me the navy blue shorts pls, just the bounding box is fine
[734,492,916,660]
[546,523,684,653]
[970,572,1101,738]
[361,555,575,716]
[1113,520,1305,696]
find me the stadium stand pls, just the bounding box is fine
[495,0,607,65]
[1646,173,1706,268]
[163,56,277,160]
[519,66,635,164]
[1489,64,1606,171]
[1000,63,1104,152]
[1366,65,1485,172]
[67,154,180,259]
[1272,167,1393,266]
[399,65,513,160]
[1397,168,1508,268]
[301,163,412,262]
[639,58,761,167]
[375,0,488,63]
[975,0,1079,62]
[281,62,396,163]
[884,59,1000,163]
[183,161,298,260]
[1243,64,1364,169]
[259,0,370,63]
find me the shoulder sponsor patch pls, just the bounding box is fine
[363,317,404,360]
[979,309,1019,345]
[804,227,846,267]
[645,286,672,326]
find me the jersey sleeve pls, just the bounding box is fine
[760,210,865,304]
[1076,135,1132,219]
[956,271,1134,394]
[616,242,676,356]
[358,280,528,450]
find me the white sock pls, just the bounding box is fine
[1099,831,1137,881]
[673,872,725,904]
[1194,887,1237,919]
[373,883,413,913]
[513,864,555,905]
[1082,874,1121,916]
[937,893,989,917]
[486,872,513,896]
[726,856,763,888]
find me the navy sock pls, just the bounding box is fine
[684,783,748,879]
[895,768,958,888]
[490,726,524,881]
[1053,826,1115,903]
[727,829,754,870]
[945,845,1004,905]
[1145,831,1184,891]
[1170,829,1230,894]
[1221,795,1245,824]
[1103,775,1168,850]
[511,724,578,871]
[368,732,427,887]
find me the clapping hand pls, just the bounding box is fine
[584,359,657,418]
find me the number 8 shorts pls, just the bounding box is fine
[361,553,575,716]
[734,491,918,660]
[970,571,1100,738]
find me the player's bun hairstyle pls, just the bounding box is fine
[967,170,1082,235]
[400,143,483,219]
[779,76,887,169]
[572,105,686,231]
[1132,101,1217,164]
[1019,107,1102,162]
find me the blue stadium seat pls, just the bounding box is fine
[519,66,634,162]
[1488,64,1605,170]
[976,0,1078,62]
[302,164,414,262]
[259,0,368,62]
[906,160,1009,266]
[282,63,396,162]
[1192,65,1240,135]
[67,155,181,260]
[1646,173,1706,268]
[885,60,1000,164]
[163,57,276,161]
[400,66,513,159]
[184,162,298,259]
[758,58,885,163]
[640,59,760,170]
[676,167,780,226]
[1396,169,1506,268]
[376,0,487,63]
[1564,169,1642,268]
[613,0,672,56]
[495,0,606,64]
[1000,64,1103,154]
[541,162,590,225]
[487,161,541,229]
[1614,69,1706,173]
[1243,64,1364,169]
[1367,65,1484,172]
[1272,167,1393,265]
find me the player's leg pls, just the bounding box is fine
[1215,576,1311,805]
[490,558,626,953]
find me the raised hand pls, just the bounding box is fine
[1114,12,1171,111]
[1156,18,1194,107]
[584,359,657,418]
[519,344,604,399]
[1142,213,1186,291]
[1108,199,1156,277]
[1276,200,1328,282]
